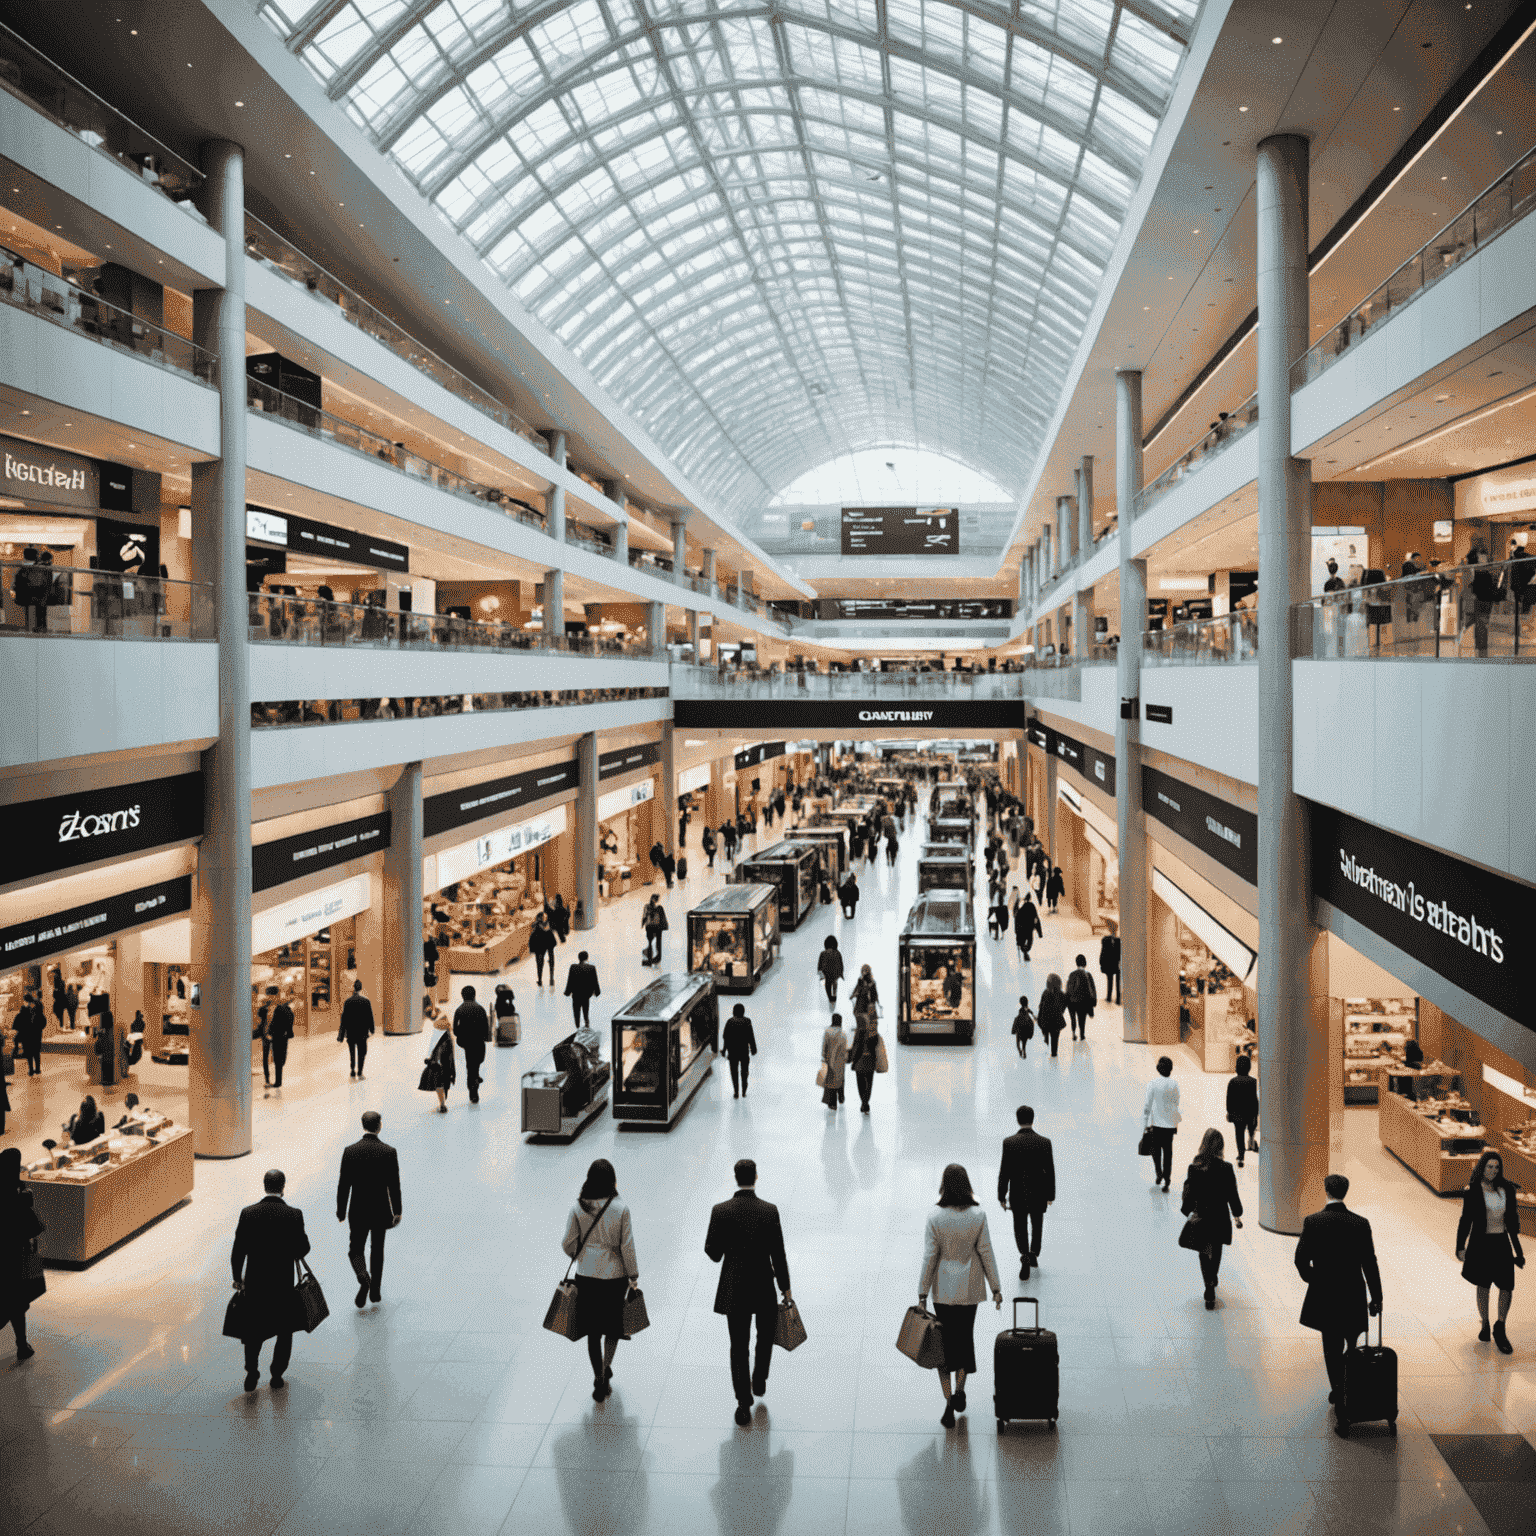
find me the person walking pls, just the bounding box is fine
[919,1164,1003,1429]
[820,1012,849,1110]
[1011,996,1035,1059]
[562,1158,640,1403]
[336,1110,401,1309]
[267,998,295,1089]
[1456,1149,1526,1354]
[16,993,44,1075]
[1064,955,1097,1041]
[997,1106,1054,1278]
[493,983,518,1042]
[721,820,738,863]
[1180,1128,1243,1309]
[529,912,558,987]
[702,825,717,870]
[649,840,668,888]
[230,1168,311,1393]
[550,893,571,944]
[1036,974,1067,1059]
[564,951,602,1030]
[1294,1173,1383,1433]
[660,848,677,889]
[1045,865,1065,914]
[721,1004,758,1098]
[642,895,669,967]
[338,980,375,1079]
[1013,893,1042,961]
[817,936,845,1005]
[419,1019,456,1112]
[705,1158,792,1426]
[1099,931,1122,1005]
[1,1147,44,1360]
[849,1006,884,1113]
[1143,1056,1181,1190]
[1226,1056,1259,1168]
[838,871,860,918]
[884,826,899,866]
[453,985,491,1104]
[851,965,878,1029]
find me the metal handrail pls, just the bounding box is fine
[1142,611,1258,665]
[3,560,214,639]
[1133,394,1259,521]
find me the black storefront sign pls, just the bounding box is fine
[1311,804,1535,1030]
[674,699,1022,732]
[1052,731,1115,797]
[246,505,410,573]
[829,597,1010,620]
[1146,704,1174,725]
[1026,719,1052,751]
[840,506,959,555]
[252,811,391,894]
[734,741,786,771]
[598,742,662,780]
[0,875,193,968]
[1142,765,1258,885]
[12,772,204,884]
[423,760,579,839]
[96,461,134,512]
[0,433,144,513]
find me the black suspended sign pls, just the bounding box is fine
[1026,719,1052,751]
[840,506,959,556]
[11,772,204,884]
[252,811,391,893]
[1311,804,1535,1031]
[246,505,410,573]
[423,760,579,839]
[1142,765,1258,886]
[830,597,1008,620]
[598,741,662,780]
[1052,729,1115,797]
[1145,704,1174,725]
[675,699,1022,732]
[0,875,192,968]
[734,741,786,770]
[96,517,158,576]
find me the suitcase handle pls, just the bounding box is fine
[1012,1296,1040,1333]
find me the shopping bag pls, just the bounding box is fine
[1177,1216,1208,1252]
[222,1289,250,1340]
[815,1064,828,1088]
[294,1258,330,1332]
[543,1279,582,1339]
[1137,1129,1155,1157]
[621,1286,651,1338]
[20,1241,44,1283]
[873,1037,890,1074]
[895,1305,945,1369]
[773,1298,808,1351]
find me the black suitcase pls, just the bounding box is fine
[1342,1310,1397,1432]
[994,1297,1059,1431]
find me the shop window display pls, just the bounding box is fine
[1177,926,1255,1074]
[686,885,779,992]
[428,863,541,972]
[1380,1066,1487,1193]
[521,1028,611,1140]
[898,890,976,1045]
[611,973,718,1126]
[1343,997,1417,1104]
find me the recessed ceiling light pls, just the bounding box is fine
[1239,105,1249,113]
[235,101,244,108]
[1393,106,1402,112]
[1272,36,1283,44]
[19,409,29,416]
[1192,228,1200,234]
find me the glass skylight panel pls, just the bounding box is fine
[1112,10,1184,93]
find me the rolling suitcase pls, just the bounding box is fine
[1341,1309,1397,1432]
[496,1010,520,1046]
[994,1297,1059,1431]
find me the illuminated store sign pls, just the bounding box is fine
[14,772,204,882]
[251,873,371,955]
[434,806,567,890]
[0,433,141,513]
[423,760,579,837]
[0,875,192,965]
[246,504,409,572]
[1142,766,1257,886]
[674,700,1022,731]
[598,779,655,821]
[251,811,391,893]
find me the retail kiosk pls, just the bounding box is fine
[687,885,780,993]
[737,841,822,931]
[918,844,973,893]
[521,1028,611,1140]
[928,815,974,849]
[611,973,718,1127]
[898,890,976,1045]
[1378,1066,1486,1193]
[793,824,848,884]
[928,781,972,821]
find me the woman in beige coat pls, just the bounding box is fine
[821,1012,849,1110]
[918,1163,1003,1427]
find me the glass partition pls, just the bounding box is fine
[1133,395,1259,522]
[3,561,214,639]
[1143,612,1258,665]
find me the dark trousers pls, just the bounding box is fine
[347,1037,368,1074]
[1231,1116,1258,1161]
[726,1305,776,1407]
[24,1044,42,1074]
[349,1220,388,1296]
[823,976,837,1003]
[1067,1004,1087,1039]
[245,1333,293,1380]
[1320,1331,1351,1402]
[1043,1027,1061,1058]
[1103,968,1121,1004]
[463,1046,484,1100]
[571,996,592,1029]
[855,1067,874,1109]
[260,1037,271,1084]
[1198,1244,1223,1291]
[535,951,550,983]
[1011,1205,1046,1261]
[271,1039,289,1087]
[728,1056,750,1095]
[644,932,663,964]
[1148,1127,1175,1184]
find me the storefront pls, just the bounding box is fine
[596,740,663,899]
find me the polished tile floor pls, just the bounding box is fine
[3,808,1532,1535]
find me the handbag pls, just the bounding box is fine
[20,1239,45,1283]
[294,1258,329,1332]
[815,1063,828,1088]
[1177,1216,1209,1252]
[222,1288,249,1340]
[543,1195,615,1341]
[873,1037,890,1074]
[1137,1128,1155,1157]
[621,1285,651,1338]
[895,1304,946,1369]
[773,1297,808,1351]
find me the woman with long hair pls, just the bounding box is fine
[918,1164,1003,1428]
[561,1158,640,1400]
[69,1095,105,1145]
[1456,1149,1526,1353]
[851,964,878,1023]
[821,1012,849,1110]
[1180,1128,1243,1309]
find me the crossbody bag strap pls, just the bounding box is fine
[564,1195,616,1280]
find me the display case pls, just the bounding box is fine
[688,885,780,992]
[436,867,540,973]
[612,972,718,1126]
[918,844,973,892]
[928,781,972,820]
[521,1028,611,1140]
[928,815,974,849]
[793,825,848,884]
[737,841,822,931]
[898,890,976,1045]
[1343,997,1417,1104]
[1379,1066,1486,1193]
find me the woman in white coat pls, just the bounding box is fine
[1143,1054,1182,1192]
[561,1158,640,1402]
[918,1163,1003,1428]
[821,1012,849,1110]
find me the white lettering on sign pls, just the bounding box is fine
[1338,848,1505,964]
[246,508,288,544]
[58,806,142,842]
[4,451,86,493]
[1204,815,1242,850]
[858,710,935,722]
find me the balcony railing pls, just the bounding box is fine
[1293,144,1536,390]
[1292,556,1536,660]
[248,591,653,657]
[0,245,218,385]
[1019,657,1081,701]
[252,685,669,729]
[0,21,202,204]
[1133,394,1259,522]
[3,561,214,638]
[671,665,1024,700]
[1143,612,1258,666]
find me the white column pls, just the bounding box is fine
[1115,370,1147,1042]
[574,732,598,930]
[671,516,689,587]
[1077,457,1094,557]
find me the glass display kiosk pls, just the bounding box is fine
[929,815,974,849]
[918,844,973,893]
[688,885,780,992]
[521,1028,611,1141]
[928,781,972,820]
[898,890,976,1045]
[794,825,848,884]
[612,973,719,1126]
[738,841,822,931]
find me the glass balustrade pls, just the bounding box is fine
[671,666,1024,699]
[3,561,214,639]
[1133,395,1259,522]
[1142,612,1258,665]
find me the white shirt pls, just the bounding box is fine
[1143,1076,1182,1129]
[1484,1186,1508,1236]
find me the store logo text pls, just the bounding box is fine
[1338,848,1504,963]
[58,805,142,842]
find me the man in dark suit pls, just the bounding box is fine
[705,1158,792,1426]
[721,1005,758,1099]
[1294,1173,1383,1434]
[231,1169,311,1392]
[337,1110,402,1308]
[563,951,601,1029]
[452,986,490,1103]
[267,999,294,1087]
[998,1105,1056,1278]
[339,980,375,1079]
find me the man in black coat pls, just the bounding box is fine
[705,1158,792,1425]
[998,1105,1056,1278]
[267,1000,295,1087]
[1099,932,1122,1005]
[452,985,490,1103]
[838,873,859,919]
[1064,955,1097,1041]
[231,1169,311,1392]
[1013,896,1042,960]
[339,980,375,1079]
[337,1110,402,1308]
[563,951,601,1029]
[15,993,45,1075]
[1294,1173,1383,1432]
[720,1004,758,1099]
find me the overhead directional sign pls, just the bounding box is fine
[840,506,958,555]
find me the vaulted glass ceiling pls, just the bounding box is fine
[260,0,1199,517]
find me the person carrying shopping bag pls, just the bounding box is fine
[560,1158,641,1402]
[820,1013,849,1110]
[849,1008,887,1113]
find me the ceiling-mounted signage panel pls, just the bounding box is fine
[1142,766,1257,886]
[676,700,1021,732]
[840,506,959,555]
[12,772,204,884]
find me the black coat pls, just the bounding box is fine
[1036,989,1067,1037]
[721,1017,757,1061]
[529,922,557,956]
[1294,1203,1382,1336]
[1100,935,1121,973]
[1455,1179,1524,1255]
[1226,1075,1259,1122]
[1180,1158,1242,1246]
[268,1003,295,1043]
[337,1134,402,1227]
[453,1002,490,1055]
[705,1189,790,1314]
[838,877,860,908]
[339,993,375,1042]
[1,1187,46,1312]
[564,962,601,1002]
[230,1195,311,1340]
[1013,902,1042,943]
[998,1127,1055,1209]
